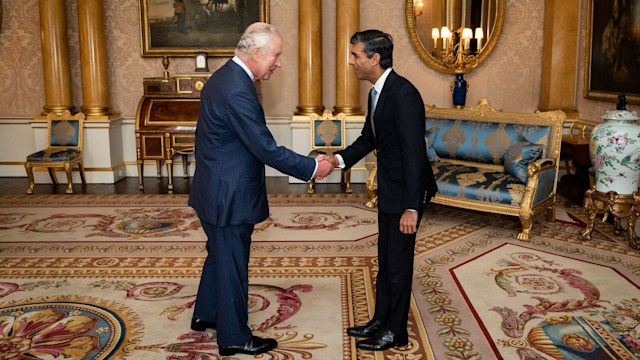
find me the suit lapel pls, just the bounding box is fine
[372,71,397,136]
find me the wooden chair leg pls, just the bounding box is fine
[78,162,86,184]
[308,179,316,194]
[48,168,59,184]
[343,169,352,194]
[25,164,35,195]
[64,163,74,194]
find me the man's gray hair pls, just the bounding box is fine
[235,22,280,56]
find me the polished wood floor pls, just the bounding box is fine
[0,176,367,196]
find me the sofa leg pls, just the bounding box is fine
[517,215,533,241]
[546,205,556,222]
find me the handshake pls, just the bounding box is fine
[314,154,338,180]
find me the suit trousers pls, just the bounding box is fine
[194,219,254,346]
[373,210,423,337]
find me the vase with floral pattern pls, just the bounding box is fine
[589,109,640,194]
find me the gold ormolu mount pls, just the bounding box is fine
[580,186,640,249]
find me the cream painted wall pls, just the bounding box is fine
[0,1,638,123]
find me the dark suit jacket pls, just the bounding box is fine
[338,70,438,214]
[189,60,316,226]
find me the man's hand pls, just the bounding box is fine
[316,154,338,167]
[314,159,334,180]
[399,210,418,234]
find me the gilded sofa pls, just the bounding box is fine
[367,98,566,241]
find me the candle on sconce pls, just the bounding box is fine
[462,28,473,50]
[441,26,451,49]
[475,28,484,49]
[432,28,439,49]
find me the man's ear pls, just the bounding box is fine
[370,53,380,66]
[251,47,262,61]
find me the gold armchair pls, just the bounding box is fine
[307,110,351,194]
[24,110,86,194]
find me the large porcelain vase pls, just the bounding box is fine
[589,110,640,195]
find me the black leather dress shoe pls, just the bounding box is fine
[347,319,383,338]
[190,318,217,331]
[218,335,277,356]
[356,329,408,351]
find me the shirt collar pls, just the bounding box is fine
[232,56,254,81]
[372,67,392,94]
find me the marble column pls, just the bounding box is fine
[295,0,324,115]
[38,0,73,115]
[334,0,363,115]
[77,0,113,117]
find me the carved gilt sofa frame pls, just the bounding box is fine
[366,98,566,241]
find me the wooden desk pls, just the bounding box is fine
[135,75,208,192]
[557,134,591,205]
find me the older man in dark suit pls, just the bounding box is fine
[324,29,438,351]
[188,22,333,356]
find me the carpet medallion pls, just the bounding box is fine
[1,194,639,359]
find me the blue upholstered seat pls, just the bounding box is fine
[24,110,86,195]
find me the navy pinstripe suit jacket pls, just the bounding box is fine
[189,60,316,226]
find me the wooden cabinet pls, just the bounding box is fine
[135,74,208,191]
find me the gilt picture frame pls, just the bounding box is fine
[140,0,269,57]
[584,0,640,105]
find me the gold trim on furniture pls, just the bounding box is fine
[24,111,86,195]
[366,98,566,240]
[307,110,352,194]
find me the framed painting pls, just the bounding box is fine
[140,0,270,57]
[584,0,640,105]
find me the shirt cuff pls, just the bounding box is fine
[334,154,346,168]
[310,160,319,181]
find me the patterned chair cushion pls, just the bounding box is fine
[432,163,526,206]
[425,126,441,162]
[504,141,544,183]
[27,149,82,162]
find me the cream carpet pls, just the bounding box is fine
[0,194,638,359]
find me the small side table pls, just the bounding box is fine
[579,187,640,249]
[557,134,592,205]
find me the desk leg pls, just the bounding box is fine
[156,161,162,178]
[137,160,144,190]
[167,160,174,192]
[182,154,189,178]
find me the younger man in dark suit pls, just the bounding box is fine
[324,29,438,351]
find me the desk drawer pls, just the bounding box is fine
[137,133,165,159]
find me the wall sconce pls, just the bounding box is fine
[414,0,424,16]
[430,26,485,72]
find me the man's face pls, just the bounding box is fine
[348,42,375,83]
[253,35,283,81]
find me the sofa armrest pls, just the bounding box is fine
[526,158,558,204]
[528,158,556,176]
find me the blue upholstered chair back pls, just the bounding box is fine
[425,118,551,165]
[49,119,82,148]
[310,110,347,154]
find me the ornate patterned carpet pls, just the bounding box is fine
[0,194,639,359]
